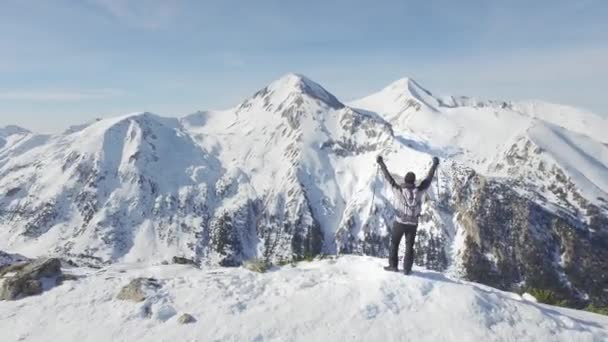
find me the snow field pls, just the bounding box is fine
[1,256,606,342]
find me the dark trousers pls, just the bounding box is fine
[389,222,418,272]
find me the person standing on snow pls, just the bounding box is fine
[376,155,439,275]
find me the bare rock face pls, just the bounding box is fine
[21,279,42,296]
[414,170,608,308]
[116,278,160,302]
[172,256,198,267]
[178,313,196,324]
[0,251,28,267]
[55,273,80,286]
[0,258,62,300]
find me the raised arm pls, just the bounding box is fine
[376,156,399,189]
[418,157,439,191]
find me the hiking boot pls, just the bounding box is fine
[384,266,398,272]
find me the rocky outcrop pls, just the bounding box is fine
[178,313,196,324]
[0,258,62,300]
[419,170,608,307]
[116,278,161,302]
[0,250,28,267]
[172,256,198,267]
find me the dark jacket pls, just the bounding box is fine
[378,160,438,225]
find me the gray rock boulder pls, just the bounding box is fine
[0,251,28,267]
[116,278,160,302]
[55,273,81,286]
[0,258,62,300]
[178,313,196,324]
[172,256,198,267]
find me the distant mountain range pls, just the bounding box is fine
[1,73,607,307]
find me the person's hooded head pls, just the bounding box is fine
[404,172,416,188]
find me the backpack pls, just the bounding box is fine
[395,187,423,224]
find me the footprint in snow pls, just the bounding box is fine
[363,304,380,319]
[298,279,318,289]
[419,281,435,296]
[558,316,578,329]
[230,301,248,314]
[381,290,401,314]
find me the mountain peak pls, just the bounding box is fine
[241,73,344,111]
[101,112,178,128]
[384,77,434,99]
[353,76,440,112]
[0,125,31,137]
[350,77,442,113]
[270,73,344,109]
[386,77,416,88]
[272,72,314,88]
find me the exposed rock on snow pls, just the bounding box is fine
[242,259,273,273]
[55,273,81,286]
[0,258,62,300]
[171,256,198,267]
[0,250,28,267]
[178,313,196,324]
[116,277,161,302]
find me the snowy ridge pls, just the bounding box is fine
[0,125,31,150]
[351,77,441,115]
[349,80,608,208]
[1,256,606,342]
[237,73,344,114]
[513,100,608,144]
[527,122,608,195]
[0,125,30,138]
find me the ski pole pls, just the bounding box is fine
[435,164,440,203]
[369,164,379,217]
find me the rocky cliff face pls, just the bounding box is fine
[1,73,607,307]
[444,170,608,307]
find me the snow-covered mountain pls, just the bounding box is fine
[1,256,606,341]
[0,125,32,150]
[1,73,607,307]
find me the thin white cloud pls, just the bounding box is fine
[0,89,123,101]
[221,52,246,68]
[418,44,608,86]
[89,0,183,29]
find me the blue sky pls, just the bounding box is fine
[1,0,607,132]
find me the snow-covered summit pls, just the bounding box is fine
[269,73,344,108]
[349,77,608,202]
[512,100,608,143]
[80,112,179,133]
[0,125,30,137]
[238,73,344,113]
[352,77,442,114]
[0,125,33,150]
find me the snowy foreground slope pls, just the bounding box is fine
[1,73,607,307]
[1,256,606,342]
